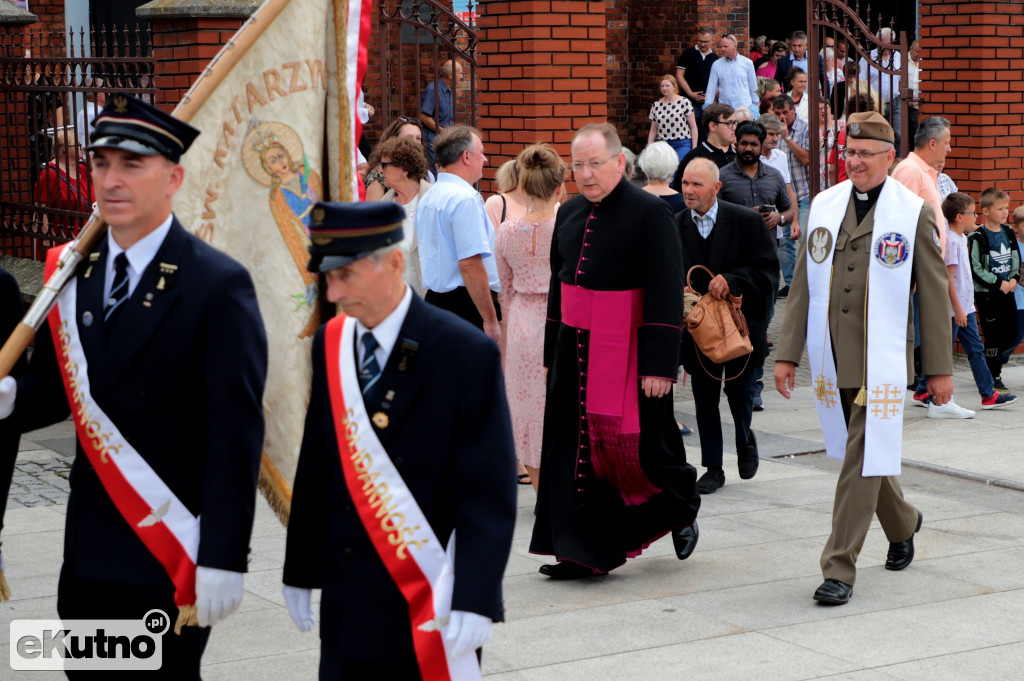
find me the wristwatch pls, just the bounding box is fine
[779,213,786,225]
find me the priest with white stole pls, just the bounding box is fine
[282,201,517,679]
[773,111,952,605]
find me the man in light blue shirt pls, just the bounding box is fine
[704,35,758,113]
[415,124,502,343]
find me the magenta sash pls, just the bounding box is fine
[561,282,661,506]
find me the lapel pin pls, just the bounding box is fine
[372,412,389,429]
[145,292,154,301]
[82,311,94,327]
[143,301,152,308]
[156,276,165,291]
[84,265,93,279]
[385,390,395,401]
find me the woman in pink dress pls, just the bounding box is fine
[495,144,566,494]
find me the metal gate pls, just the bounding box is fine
[0,24,156,259]
[807,0,909,196]
[375,1,477,141]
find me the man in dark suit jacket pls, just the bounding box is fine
[282,201,516,679]
[677,158,779,494]
[0,94,268,678]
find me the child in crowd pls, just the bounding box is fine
[1004,206,1024,366]
[921,193,1015,409]
[969,187,1022,389]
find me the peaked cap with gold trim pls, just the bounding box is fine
[307,201,406,272]
[87,91,200,163]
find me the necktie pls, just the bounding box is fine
[104,252,129,339]
[359,332,382,395]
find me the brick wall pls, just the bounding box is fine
[477,0,608,193]
[147,17,247,112]
[27,2,62,30]
[606,0,750,154]
[919,0,1024,202]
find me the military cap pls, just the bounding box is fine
[87,92,200,163]
[846,111,895,145]
[307,201,406,273]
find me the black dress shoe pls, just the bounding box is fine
[671,522,699,560]
[885,510,923,571]
[696,469,725,494]
[813,579,852,604]
[737,433,759,480]
[538,561,605,580]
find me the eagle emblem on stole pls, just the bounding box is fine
[873,232,910,268]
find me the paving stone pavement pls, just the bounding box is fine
[7,294,1024,678]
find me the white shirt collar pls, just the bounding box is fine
[355,284,413,366]
[104,214,174,299]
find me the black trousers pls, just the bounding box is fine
[57,564,211,679]
[976,289,1017,379]
[424,287,501,329]
[689,353,756,470]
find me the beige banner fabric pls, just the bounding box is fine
[173,0,341,523]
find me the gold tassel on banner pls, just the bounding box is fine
[175,604,199,635]
[0,568,11,602]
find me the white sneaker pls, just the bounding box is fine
[927,400,976,419]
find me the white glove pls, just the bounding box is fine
[195,566,244,628]
[282,585,315,632]
[444,610,493,657]
[0,377,15,420]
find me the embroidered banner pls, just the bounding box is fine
[170,0,372,523]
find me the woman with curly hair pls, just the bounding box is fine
[365,116,430,201]
[377,135,431,292]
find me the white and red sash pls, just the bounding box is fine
[45,245,200,633]
[324,314,481,681]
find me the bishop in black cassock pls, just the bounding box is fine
[530,126,701,578]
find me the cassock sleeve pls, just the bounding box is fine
[283,327,331,589]
[451,335,516,622]
[638,198,684,380]
[197,264,268,572]
[914,203,953,377]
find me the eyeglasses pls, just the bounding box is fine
[961,211,976,215]
[713,119,738,128]
[840,149,889,160]
[570,157,614,173]
[380,161,392,169]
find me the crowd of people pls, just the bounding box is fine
[0,22,1022,678]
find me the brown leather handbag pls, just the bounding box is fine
[684,265,753,378]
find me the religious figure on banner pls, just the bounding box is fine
[243,120,323,336]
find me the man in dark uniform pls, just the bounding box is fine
[530,123,701,580]
[0,93,268,678]
[0,266,26,581]
[282,201,516,679]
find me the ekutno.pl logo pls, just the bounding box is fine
[9,609,169,671]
